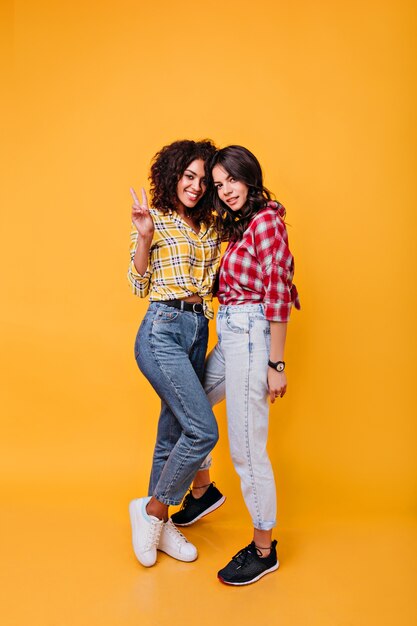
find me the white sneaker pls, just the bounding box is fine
[129,497,164,567]
[158,518,198,562]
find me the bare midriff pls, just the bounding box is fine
[182,294,203,303]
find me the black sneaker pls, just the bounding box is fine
[171,483,226,526]
[218,540,279,586]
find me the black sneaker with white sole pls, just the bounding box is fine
[171,483,226,526]
[218,540,279,585]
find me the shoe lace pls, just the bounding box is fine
[165,519,189,545]
[232,543,256,566]
[145,518,163,549]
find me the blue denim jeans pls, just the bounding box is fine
[134,302,219,506]
[204,304,277,531]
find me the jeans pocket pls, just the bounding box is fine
[153,307,180,323]
[225,312,250,334]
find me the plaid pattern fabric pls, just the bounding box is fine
[217,204,300,322]
[128,208,221,319]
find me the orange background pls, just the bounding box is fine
[1,1,416,624]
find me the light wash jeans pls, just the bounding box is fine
[135,302,219,506]
[204,304,277,531]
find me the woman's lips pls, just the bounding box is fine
[185,190,200,201]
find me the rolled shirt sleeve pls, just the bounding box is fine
[127,224,152,298]
[253,213,299,322]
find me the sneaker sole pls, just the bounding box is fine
[218,561,279,586]
[173,495,226,527]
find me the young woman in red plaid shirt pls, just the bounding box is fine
[172,145,300,585]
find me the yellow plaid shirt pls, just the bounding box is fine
[128,208,221,319]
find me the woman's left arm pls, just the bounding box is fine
[268,321,287,403]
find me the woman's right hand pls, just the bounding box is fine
[130,187,154,240]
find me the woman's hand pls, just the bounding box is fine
[130,187,154,240]
[268,369,287,403]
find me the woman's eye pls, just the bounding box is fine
[230,177,236,183]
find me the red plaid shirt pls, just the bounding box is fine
[217,202,300,322]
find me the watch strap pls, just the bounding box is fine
[268,359,285,372]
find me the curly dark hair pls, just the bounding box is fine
[210,145,283,241]
[149,139,217,225]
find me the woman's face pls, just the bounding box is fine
[176,158,207,211]
[212,164,249,212]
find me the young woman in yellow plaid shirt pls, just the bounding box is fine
[128,140,225,568]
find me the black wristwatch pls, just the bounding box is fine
[268,360,285,372]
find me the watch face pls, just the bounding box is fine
[277,362,285,372]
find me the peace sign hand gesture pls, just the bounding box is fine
[130,187,154,241]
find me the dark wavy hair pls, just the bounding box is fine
[210,145,278,241]
[149,139,217,225]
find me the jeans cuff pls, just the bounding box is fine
[253,520,277,531]
[153,493,182,506]
[198,454,212,471]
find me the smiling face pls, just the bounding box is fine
[212,164,249,212]
[176,158,207,212]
